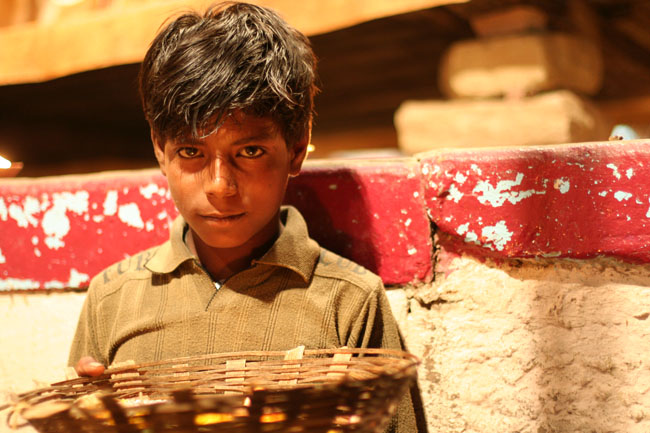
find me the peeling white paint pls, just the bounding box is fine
[68,268,90,287]
[41,191,89,250]
[636,199,643,205]
[626,168,634,179]
[103,190,118,216]
[23,197,40,226]
[0,248,5,264]
[118,203,145,229]
[407,247,417,255]
[444,216,452,222]
[42,206,68,250]
[34,248,41,257]
[404,218,412,227]
[145,220,155,232]
[9,198,40,227]
[470,164,482,175]
[465,231,479,244]
[9,203,29,227]
[92,215,105,223]
[614,191,632,202]
[400,209,408,215]
[139,183,166,199]
[0,198,7,221]
[421,164,430,176]
[448,184,464,203]
[454,172,467,184]
[413,191,419,198]
[473,173,545,207]
[599,191,608,197]
[456,223,469,236]
[481,220,513,251]
[31,236,38,245]
[553,178,570,194]
[0,277,40,290]
[44,269,91,289]
[43,281,64,289]
[606,163,621,180]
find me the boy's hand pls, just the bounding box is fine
[75,356,105,377]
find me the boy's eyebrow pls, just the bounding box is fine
[232,129,276,146]
[174,124,278,145]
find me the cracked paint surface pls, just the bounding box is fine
[0,170,176,290]
[420,139,650,262]
[1,162,433,290]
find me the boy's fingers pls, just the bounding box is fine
[75,356,105,377]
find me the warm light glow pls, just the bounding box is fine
[194,413,234,425]
[307,144,316,153]
[0,155,11,169]
[51,0,85,6]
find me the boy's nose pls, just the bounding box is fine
[205,157,237,197]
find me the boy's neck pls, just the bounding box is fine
[186,218,282,282]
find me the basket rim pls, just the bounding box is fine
[5,348,419,409]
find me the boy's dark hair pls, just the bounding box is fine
[139,1,317,147]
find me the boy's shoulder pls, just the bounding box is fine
[313,247,383,293]
[87,244,162,298]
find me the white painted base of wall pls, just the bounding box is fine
[0,292,85,432]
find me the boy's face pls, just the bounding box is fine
[153,113,308,253]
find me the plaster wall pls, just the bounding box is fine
[406,254,650,433]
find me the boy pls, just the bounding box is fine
[69,2,424,432]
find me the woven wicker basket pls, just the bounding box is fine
[6,347,418,433]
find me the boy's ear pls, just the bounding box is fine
[288,124,311,177]
[151,131,167,177]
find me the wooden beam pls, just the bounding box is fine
[0,0,467,85]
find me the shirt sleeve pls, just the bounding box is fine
[68,278,106,368]
[346,281,428,433]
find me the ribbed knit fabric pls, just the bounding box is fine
[69,206,425,433]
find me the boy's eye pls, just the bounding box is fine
[178,147,201,158]
[239,146,265,158]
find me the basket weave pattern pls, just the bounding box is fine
[9,347,418,433]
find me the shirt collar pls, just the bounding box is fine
[145,205,320,282]
[145,215,195,274]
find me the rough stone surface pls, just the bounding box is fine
[395,90,609,154]
[438,33,603,98]
[406,253,650,433]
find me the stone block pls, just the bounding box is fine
[469,5,548,37]
[439,33,603,98]
[395,90,609,154]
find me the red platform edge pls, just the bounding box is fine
[420,139,650,263]
[2,139,648,291]
[0,159,433,291]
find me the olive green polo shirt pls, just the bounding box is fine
[68,205,421,432]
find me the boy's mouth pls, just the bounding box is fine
[201,212,246,221]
